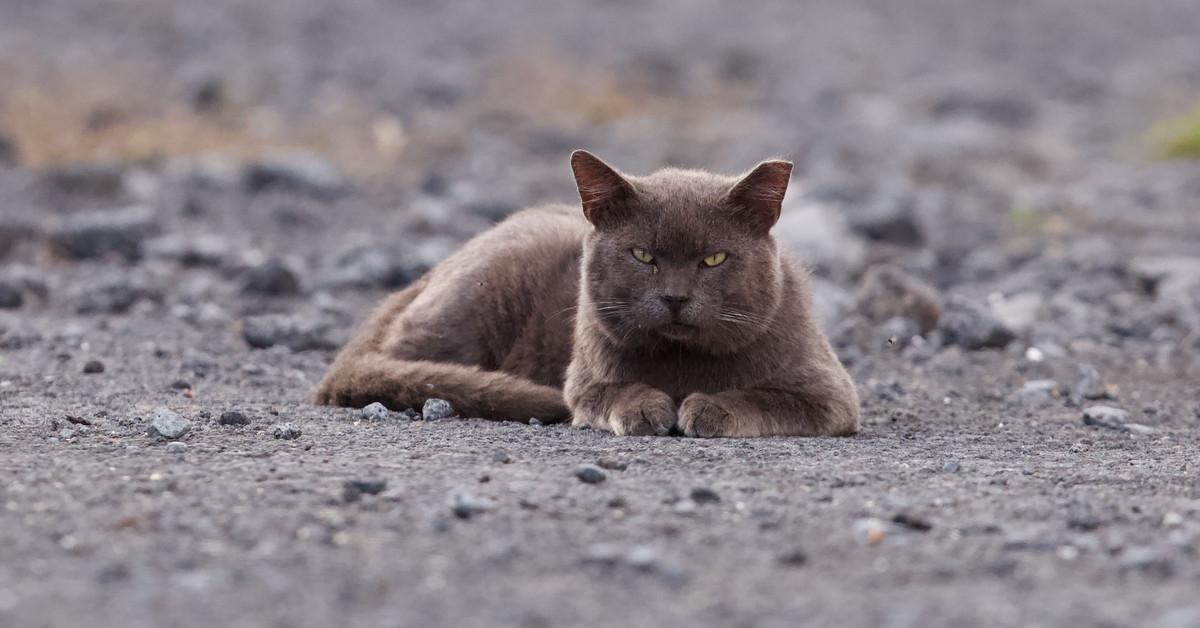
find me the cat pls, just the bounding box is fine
[313,151,860,437]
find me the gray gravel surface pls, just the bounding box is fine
[2,0,1200,627]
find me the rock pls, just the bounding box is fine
[218,410,250,426]
[1116,546,1175,577]
[317,245,427,291]
[165,441,188,454]
[1082,406,1139,432]
[673,499,698,516]
[76,274,148,315]
[849,189,925,247]
[242,314,338,351]
[928,89,1036,128]
[1131,256,1200,301]
[342,478,387,502]
[1008,379,1059,408]
[527,418,543,427]
[243,152,349,199]
[448,490,493,519]
[856,264,942,332]
[574,464,607,484]
[422,398,456,421]
[169,379,192,391]
[272,422,302,440]
[774,198,867,278]
[398,408,421,421]
[0,280,24,309]
[582,543,622,566]
[82,360,105,374]
[144,234,228,267]
[940,296,1015,350]
[49,205,158,261]
[942,460,962,473]
[42,161,126,197]
[360,402,391,422]
[1072,364,1107,401]
[596,458,628,471]
[491,449,512,464]
[689,487,721,504]
[147,408,191,440]
[777,548,809,567]
[990,292,1043,334]
[240,258,301,296]
[891,512,933,532]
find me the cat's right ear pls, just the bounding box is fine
[571,150,636,228]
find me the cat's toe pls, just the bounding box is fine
[679,394,734,438]
[611,393,676,436]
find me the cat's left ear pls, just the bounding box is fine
[725,160,793,233]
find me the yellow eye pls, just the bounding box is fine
[631,248,655,264]
[702,252,728,267]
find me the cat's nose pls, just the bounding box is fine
[660,295,690,314]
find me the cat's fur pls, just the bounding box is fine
[313,151,859,437]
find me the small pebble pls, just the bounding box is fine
[1082,405,1139,432]
[625,545,659,570]
[942,460,961,473]
[854,517,890,545]
[82,360,105,374]
[689,487,721,504]
[596,458,627,471]
[218,410,251,426]
[165,441,188,454]
[528,417,543,427]
[361,402,390,422]
[673,499,698,516]
[169,379,192,391]
[777,548,809,567]
[574,464,607,484]
[422,398,455,421]
[148,408,191,440]
[273,422,302,440]
[492,449,512,464]
[343,478,387,502]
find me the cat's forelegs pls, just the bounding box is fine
[677,384,860,438]
[568,382,677,436]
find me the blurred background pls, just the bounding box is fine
[2,0,1200,367]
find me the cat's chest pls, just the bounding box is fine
[621,347,775,399]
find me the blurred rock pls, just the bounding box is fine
[1008,380,1059,408]
[42,162,126,197]
[1082,405,1152,434]
[76,274,150,315]
[1072,363,1107,402]
[928,89,1036,129]
[940,296,1015,350]
[990,292,1043,334]
[774,198,866,278]
[1131,256,1200,301]
[361,402,391,422]
[218,411,251,426]
[273,422,302,440]
[144,234,228,267]
[0,279,22,309]
[243,153,349,199]
[317,245,426,290]
[856,264,942,333]
[422,398,455,421]
[242,314,338,351]
[49,205,159,262]
[849,200,925,247]
[240,258,301,296]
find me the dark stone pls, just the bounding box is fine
[82,360,105,374]
[242,314,338,351]
[940,296,1015,350]
[42,162,126,197]
[856,264,943,333]
[243,153,348,199]
[0,280,22,309]
[0,131,17,166]
[169,379,192,391]
[50,205,159,262]
[343,478,387,502]
[240,258,301,296]
[891,513,933,532]
[318,245,426,291]
[574,464,607,484]
[596,458,628,471]
[77,276,148,315]
[218,410,251,426]
[777,548,809,567]
[689,487,721,504]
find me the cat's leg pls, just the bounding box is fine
[568,382,677,436]
[677,383,860,438]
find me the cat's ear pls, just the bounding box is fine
[725,160,793,233]
[571,150,636,227]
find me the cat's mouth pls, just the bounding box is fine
[657,322,696,339]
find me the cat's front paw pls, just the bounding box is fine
[678,393,736,438]
[610,390,676,436]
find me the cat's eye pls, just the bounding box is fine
[631,248,655,264]
[702,252,728,267]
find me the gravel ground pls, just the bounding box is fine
[2,1,1200,627]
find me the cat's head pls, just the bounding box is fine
[571,150,792,354]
